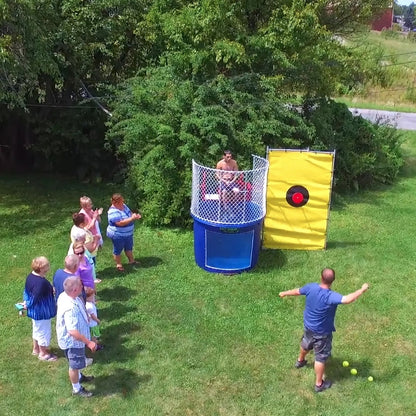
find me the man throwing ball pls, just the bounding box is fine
[279,268,369,393]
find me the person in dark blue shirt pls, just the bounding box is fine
[279,268,369,393]
[24,256,57,361]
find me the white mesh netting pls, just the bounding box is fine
[191,156,269,226]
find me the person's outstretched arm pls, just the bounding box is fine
[279,288,301,298]
[341,283,369,304]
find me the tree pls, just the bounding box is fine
[404,3,415,29]
[315,0,392,34]
[106,0,400,225]
[0,0,402,220]
[0,0,155,175]
[393,1,404,16]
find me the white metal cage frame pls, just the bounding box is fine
[191,156,269,226]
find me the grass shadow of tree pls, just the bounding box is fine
[400,153,416,179]
[0,174,110,240]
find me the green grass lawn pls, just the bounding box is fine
[2,135,416,415]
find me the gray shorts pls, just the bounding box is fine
[64,347,86,370]
[301,329,333,363]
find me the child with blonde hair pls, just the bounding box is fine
[79,196,103,247]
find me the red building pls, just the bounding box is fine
[372,4,393,31]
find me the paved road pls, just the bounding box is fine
[350,108,416,130]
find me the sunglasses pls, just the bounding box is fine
[75,251,85,256]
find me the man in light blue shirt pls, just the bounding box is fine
[56,276,97,397]
[279,268,369,392]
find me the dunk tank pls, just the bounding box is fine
[191,156,269,273]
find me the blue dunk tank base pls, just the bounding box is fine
[192,216,263,274]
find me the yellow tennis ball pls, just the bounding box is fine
[350,368,357,375]
[368,376,374,382]
[342,361,349,367]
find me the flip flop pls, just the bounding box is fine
[32,351,39,356]
[116,265,124,271]
[38,354,58,362]
[128,261,140,265]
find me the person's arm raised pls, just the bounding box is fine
[279,288,301,298]
[341,283,369,304]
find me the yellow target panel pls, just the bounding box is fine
[263,149,335,250]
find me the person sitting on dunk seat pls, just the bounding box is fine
[216,150,240,202]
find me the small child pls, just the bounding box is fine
[85,287,103,350]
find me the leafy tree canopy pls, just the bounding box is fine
[1,0,401,226]
[106,0,398,226]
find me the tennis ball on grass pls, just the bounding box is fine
[368,376,374,382]
[342,361,349,367]
[350,368,358,375]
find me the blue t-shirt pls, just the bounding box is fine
[23,273,57,320]
[53,269,80,302]
[299,282,343,335]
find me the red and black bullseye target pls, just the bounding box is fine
[286,185,309,207]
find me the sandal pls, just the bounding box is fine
[116,265,124,271]
[128,260,140,265]
[32,351,39,356]
[38,354,58,362]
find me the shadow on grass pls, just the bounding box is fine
[137,256,163,268]
[98,302,138,322]
[98,285,138,302]
[327,357,374,382]
[97,266,140,280]
[97,256,163,280]
[0,174,111,240]
[326,241,366,249]
[94,368,152,397]
[251,249,287,273]
[400,155,416,178]
[94,322,143,364]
